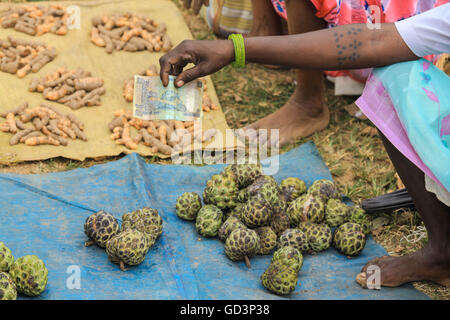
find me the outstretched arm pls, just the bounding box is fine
[160,23,417,87]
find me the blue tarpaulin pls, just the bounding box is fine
[0,142,428,299]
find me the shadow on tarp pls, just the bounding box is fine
[0,141,428,300]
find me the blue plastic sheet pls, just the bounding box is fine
[0,142,428,300]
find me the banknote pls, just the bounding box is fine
[133,75,203,121]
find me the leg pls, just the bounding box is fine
[358,131,450,287]
[246,0,329,146]
[248,0,282,37]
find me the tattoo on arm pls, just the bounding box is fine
[334,26,363,67]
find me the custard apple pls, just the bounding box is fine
[255,227,277,255]
[307,179,340,201]
[333,222,366,256]
[280,177,306,202]
[239,175,280,206]
[347,207,371,235]
[270,203,290,236]
[0,272,16,300]
[203,172,239,209]
[106,229,149,271]
[223,202,244,221]
[9,255,48,296]
[122,207,163,247]
[195,204,223,237]
[176,192,202,221]
[241,194,273,228]
[272,246,303,273]
[223,163,262,188]
[0,242,14,272]
[218,216,246,242]
[224,228,260,268]
[303,223,332,252]
[261,260,298,295]
[84,210,119,248]
[277,228,309,253]
[287,194,325,225]
[325,199,349,227]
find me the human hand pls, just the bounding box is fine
[183,0,210,15]
[159,39,234,87]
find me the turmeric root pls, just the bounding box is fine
[116,123,137,150]
[140,128,173,155]
[6,113,18,133]
[9,128,33,145]
[25,135,60,146]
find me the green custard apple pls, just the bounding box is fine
[261,260,298,295]
[287,194,325,225]
[325,199,349,227]
[307,179,340,201]
[269,203,290,236]
[279,177,306,202]
[333,222,366,256]
[176,192,202,221]
[84,210,120,248]
[277,228,310,253]
[9,255,48,296]
[106,229,149,271]
[0,242,14,272]
[0,272,17,300]
[347,206,371,235]
[195,204,223,237]
[241,194,273,228]
[272,246,303,273]
[223,202,244,221]
[255,227,277,255]
[122,207,163,248]
[303,223,332,252]
[203,172,239,210]
[218,216,246,242]
[224,228,260,268]
[223,163,262,189]
[240,175,281,206]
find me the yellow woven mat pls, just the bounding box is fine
[0,0,235,163]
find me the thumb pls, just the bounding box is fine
[174,65,204,87]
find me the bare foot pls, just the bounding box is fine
[356,246,450,288]
[243,94,329,146]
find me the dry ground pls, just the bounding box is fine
[0,0,447,299]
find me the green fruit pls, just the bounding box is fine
[272,246,303,273]
[106,229,149,270]
[241,175,281,207]
[307,179,340,201]
[280,177,306,202]
[176,192,202,221]
[241,194,273,228]
[287,194,325,226]
[223,202,244,221]
[261,260,298,295]
[84,210,120,248]
[304,223,332,252]
[333,222,366,256]
[0,242,14,272]
[203,173,239,209]
[325,199,349,227]
[223,163,262,188]
[269,200,290,236]
[277,228,309,253]
[218,216,246,242]
[347,207,371,235]
[224,228,260,267]
[195,205,223,237]
[9,255,48,296]
[0,272,17,300]
[255,227,277,255]
[122,207,163,248]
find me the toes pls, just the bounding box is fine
[361,256,385,272]
[355,272,367,288]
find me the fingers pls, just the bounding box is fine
[159,49,193,86]
[174,64,205,87]
[183,0,192,9]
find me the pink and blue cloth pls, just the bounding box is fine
[356,59,450,192]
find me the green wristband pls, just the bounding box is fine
[228,33,246,68]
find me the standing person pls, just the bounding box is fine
[159,4,450,287]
